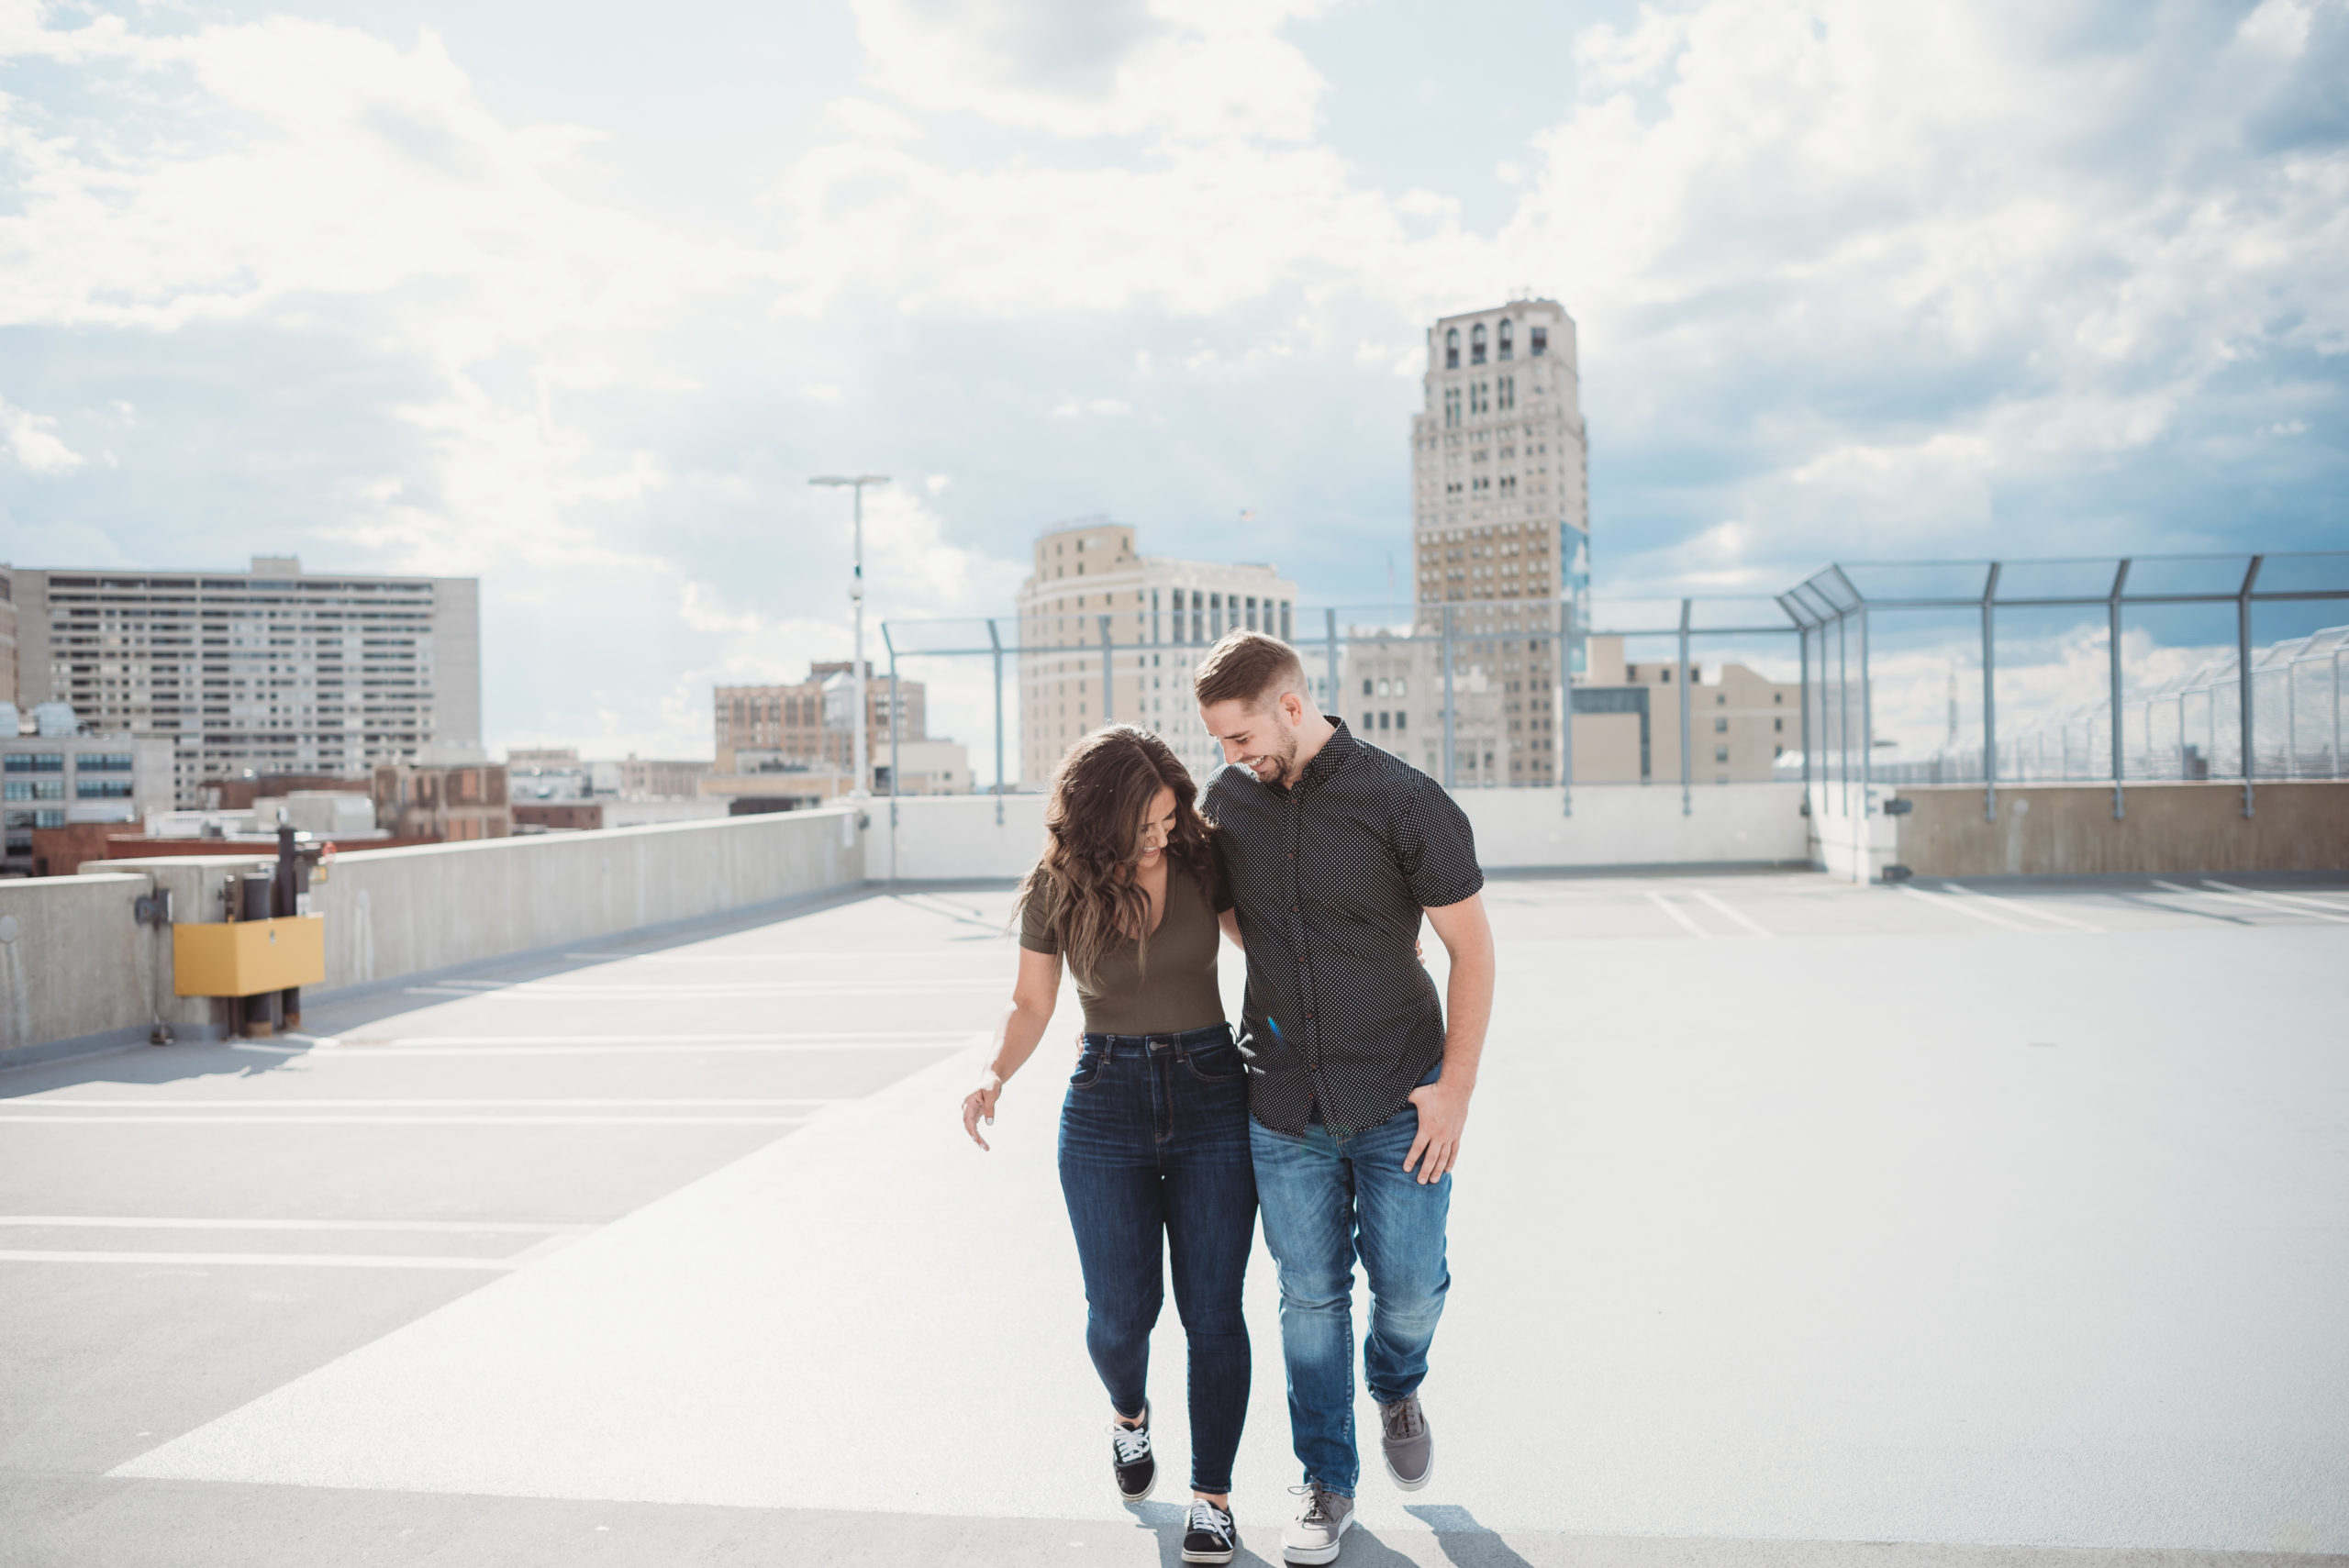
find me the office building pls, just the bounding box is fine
[2,729,175,875]
[1016,519,1297,785]
[5,556,480,806]
[1408,298,1592,787]
[715,662,925,792]
[372,760,511,841]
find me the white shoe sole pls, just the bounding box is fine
[1282,1519,1350,1565]
[1384,1446,1434,1491]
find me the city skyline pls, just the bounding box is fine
[1,1,2340,761]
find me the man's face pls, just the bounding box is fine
[1200,694,1300,785]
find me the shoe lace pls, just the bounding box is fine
[1110,1422,1151,1465]
[1384,1396,1425,1440]
[1187,1499,1232,1541]
[1289,1483,1332,1525]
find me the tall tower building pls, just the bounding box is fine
[1015,518,1297,786]
[10,556,481,805]
[1409,298,1591,786]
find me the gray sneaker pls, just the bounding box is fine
[1380,1394,1433,1490]
[1281,1484,1354,1565]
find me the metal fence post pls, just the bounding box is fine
[2238,555,2262,817]
[1836,607,1852,820]
[1442,605,1457,789]
[1677,597,1693,817]
[1980,562,2001,822]
[1324,608,1340,719]
[883,629,900,891]
[2334,648,2343,778]
[1798,620,1813,802]
[1099,614,1114,725]
[1858,606,1873,809]
[986,617,1005,826]
[1559,596,1574,816]
[2109,559,2130,819]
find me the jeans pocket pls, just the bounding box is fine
[1182,1045,1246,1084]
[1069,1053,1108,1089]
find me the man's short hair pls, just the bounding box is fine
[1193,629,1309,712]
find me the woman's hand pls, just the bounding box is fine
[962,1072,1004,1151]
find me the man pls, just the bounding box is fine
[1193,629,1495,1566]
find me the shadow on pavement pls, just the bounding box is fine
[1406,1504,1539,1568]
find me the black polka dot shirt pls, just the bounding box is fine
[1205,718,1485,1135]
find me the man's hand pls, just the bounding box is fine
[1402,1077,1472,1184]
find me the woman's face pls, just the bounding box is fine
[1135,784,1176,869]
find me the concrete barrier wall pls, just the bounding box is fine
[0,873,173,1062]
[870,783,1812,882]
[1892,781,2349,876]
[5,808,872,1063]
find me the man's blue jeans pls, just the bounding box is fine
[1250,1101,1451,1496]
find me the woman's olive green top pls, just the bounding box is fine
[1019,851,1233,1036]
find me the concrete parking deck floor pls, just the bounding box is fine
[4,873,2345,1567]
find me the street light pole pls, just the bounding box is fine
[809,473,890,795]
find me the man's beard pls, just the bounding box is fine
[1247,726,1301,785]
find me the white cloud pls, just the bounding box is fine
[0,395,83,473]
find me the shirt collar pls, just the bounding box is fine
[1284,717,1356,796]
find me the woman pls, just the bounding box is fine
[961,725,1252,1566]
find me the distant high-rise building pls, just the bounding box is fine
[1015,519,1297,786]
[714,662,923,790]
[1408,298,1591,787]
[6,556,479,806]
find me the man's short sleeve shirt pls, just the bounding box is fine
[1204,719,1484,1134]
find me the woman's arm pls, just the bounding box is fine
[963,947,1062,1151]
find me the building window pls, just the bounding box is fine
[1281,601,1292,640]
[1714,717,1728,733]
[4,753,63,773]
[1470,323,1487,364]
[80,752,134,772]
[1363,678,1374,697]
[1775,717,1784,732]
[1246,595,1258,630]
[1497,375,1514,411]
[1364,711,1374,730]
[1210,593,1223,639]
[1444,327,1460,369]
[1497,320,1513,360]
[1443,386,1461,428]
[1395,710,1408,731]
[1714,745,1730,763]
[78,778,134,798]
[1531,325,1548,356]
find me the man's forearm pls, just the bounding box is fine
[1441,947,1494,1090]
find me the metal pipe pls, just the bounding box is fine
[1559,596,1574,816]
[986,618,1005,827]
[1099,614,1114,725]
[1837,608,1852,821]
[1442,604,1457,789]
[883,628,899,891]
[1798,619,1814,806]
[1324,608,1340,721]
[1677,597,1693,817]
[2109,559,2130,819]
[1858,606,1873,813]
[2238,555,2263,817]
[1981,562,2001,822]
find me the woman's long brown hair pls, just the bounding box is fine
[1016,725,1213,984]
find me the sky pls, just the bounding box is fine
[1,0,2343,760]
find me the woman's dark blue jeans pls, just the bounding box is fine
[1057,1022,1256,1495]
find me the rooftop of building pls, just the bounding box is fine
[5,862,2343,1562]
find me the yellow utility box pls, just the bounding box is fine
[173,917,327,998]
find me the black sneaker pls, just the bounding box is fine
[1110,1405,1154,1502]
[1181,1497,1239,1563]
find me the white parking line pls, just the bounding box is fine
[5,1098,842,1110]
[1689,889,1774,938]
[0,1251,525,1271]
[0,1114,815,1126]
[1643,891,1714,939]
[2201,881,2349,924]
[1940,884,2105,933]
[1898,885,2042,932]
[2151,880,2316,921]
[0,1217,586,1235]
